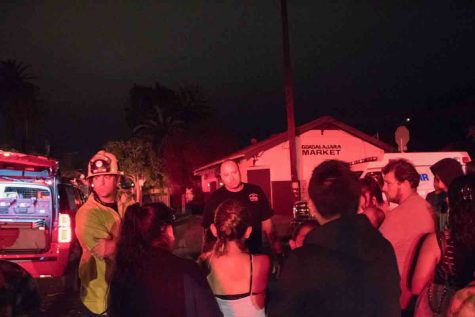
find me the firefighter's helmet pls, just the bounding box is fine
[87,150,122,179]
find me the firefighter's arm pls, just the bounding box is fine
[91,238,116,260]
[75,208,116,260]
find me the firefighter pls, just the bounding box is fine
[75,150,132,316]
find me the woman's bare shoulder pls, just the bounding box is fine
[253,254,271,269]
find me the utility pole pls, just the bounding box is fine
[281,0,300,200]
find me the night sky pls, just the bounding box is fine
[1,1,475,164]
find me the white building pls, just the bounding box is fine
[193,116,391,216]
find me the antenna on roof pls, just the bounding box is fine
[395,125,410,153]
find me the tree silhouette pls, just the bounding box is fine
[0,59,41,152]
[105,138,163,204]
[124,82,238,198]
[162,121,237,193]
[125,83,211,152]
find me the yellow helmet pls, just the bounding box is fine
[87,150,122,179]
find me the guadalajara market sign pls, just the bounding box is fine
[301,144,341,156]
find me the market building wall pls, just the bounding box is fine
[297,129,384,200]
[195,116,391,216]
[198,128,385,216]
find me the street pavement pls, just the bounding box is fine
[38,278,82,317]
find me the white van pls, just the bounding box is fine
[351,152,472,199]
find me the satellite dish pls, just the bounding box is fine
[395,126,410,152]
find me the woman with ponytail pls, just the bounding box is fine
[108,203,222,317]
[206,199,271,317]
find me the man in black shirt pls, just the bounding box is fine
[202,160,282,255]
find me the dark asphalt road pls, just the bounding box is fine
[38,278,82,317]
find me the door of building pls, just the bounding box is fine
[247,169,272,205]
[271,181,294,216]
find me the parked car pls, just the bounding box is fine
[292,200,313,224]
[0,150,85,291]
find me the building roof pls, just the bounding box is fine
[194,116,392,175]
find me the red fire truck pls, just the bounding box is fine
[0,150,85,289]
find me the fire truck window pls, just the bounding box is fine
[4,187,43,199]
[65,186,77,212]
[58,185,70,211]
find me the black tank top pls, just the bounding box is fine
[434,229,475,288]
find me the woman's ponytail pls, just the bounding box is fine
[212,199,250,256]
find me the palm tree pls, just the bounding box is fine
[133,103,184,148]
[126,83,210,152]
[0,59,40,151]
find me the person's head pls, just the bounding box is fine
[0,261,42,316]
[448,282,475,317]
[382,159,420,204]
[359,176,385,212]
[448,174,475,250]
[289,220,319,250]
[210,199,251,256]
[430,158,464,192]
[308,160,360,224]
[119,203,175,252]
[110,203,175,316]
[219,160,243,192]
[363,206,385,228]
[87,150,121,202]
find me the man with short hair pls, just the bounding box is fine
[76,150,132,316]
[269,160,400,317]
[202,160,282,255]
[379,159,435,313]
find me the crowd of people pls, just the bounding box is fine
[1,149,475,317]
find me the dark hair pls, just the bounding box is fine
[360,176,384,205]
[430,158,464,188]
[291,220,319,240]
[382,159,420,189]
[308,160,360,218]
[448,175,475,250]
[213,199,250,256]
[113,203,174,276]
[466,161,475,175]
[109,203,174,316]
